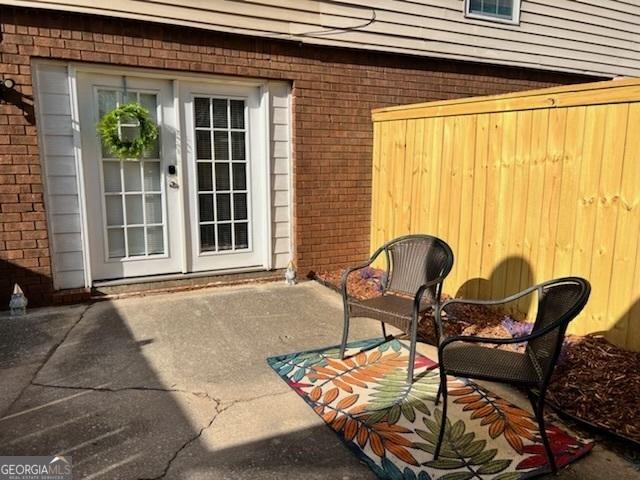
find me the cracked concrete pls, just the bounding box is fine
[1,281,637,479]
[0,282,380,479]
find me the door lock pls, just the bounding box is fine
[169,180,179,189]
[168,165,177,175]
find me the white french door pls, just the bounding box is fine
[181,82,267,272]
[78,73,182,281]
[77,71,269,283]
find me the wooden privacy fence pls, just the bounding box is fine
[370,78,640,351]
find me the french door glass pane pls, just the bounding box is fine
[124,162,141,191]
[198,163,213,191]
[108,229,125,258]
[106,196,123,226]
[215,163,230,191]
[194,96,250,253]
[196,131,212,159]
[128,227,145,256]
[103,162,121,192]
[200,225,216,251]
[98,89,166,259]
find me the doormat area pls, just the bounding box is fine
[267,338,593,480]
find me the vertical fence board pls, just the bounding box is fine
[370,79,640,350]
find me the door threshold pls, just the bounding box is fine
[93,266,267,287]
[91,268,283,299]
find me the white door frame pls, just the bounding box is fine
[69,64,273,286]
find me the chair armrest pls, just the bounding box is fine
[438,316,565,353]
[438,284,542,311]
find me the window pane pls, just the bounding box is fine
[199,194,215,222]
[231,132,245,160]
[98,90,117,118]
[218,223,232,250]
[498,0,512,16]
[214,131,229,160]
[123,162,142,192]
[215,163,230,191]
[139,94,157,122]
[106,196,123,226]
[469,0,513,18]
[145,194,163,223]
[143,137,160,159]
[123,91,137,105]
[216,193,231,221]
[234,223,248,249]
[143,162,161,191]
[103,161,121,192]
[212,99,228,128]
[147,226,164,254]
[198,163,213,191]
[194,97,210,128]
[200,224,216,251]
[232,163,247,190]
[108,228,125,258]
[233,193,247,221]
[230,100,244,129]
[127,227,145,256]
[196,130,212,160]
[125,194,144,224]
[137,93,160,158]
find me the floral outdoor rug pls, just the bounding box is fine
[267,338,593,480]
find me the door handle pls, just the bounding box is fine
[169,180,179,189]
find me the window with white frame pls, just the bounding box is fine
[465,0,521,23]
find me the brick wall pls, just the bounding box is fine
[0,7,601,306]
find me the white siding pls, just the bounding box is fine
[5,0,640,77]
[34,62,86,290]
[268,82,293,269]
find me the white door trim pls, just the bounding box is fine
[68,65,93,288]
[70,63,269,89]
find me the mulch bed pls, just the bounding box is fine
[314,268,640,447]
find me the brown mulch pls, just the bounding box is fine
[547,335,640,444]
[315,268,640,446]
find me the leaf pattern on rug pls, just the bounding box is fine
[308,343,408,393]
[308,383,420,466]
[267,338,593,480]
[449,382,538,454]
[366,367,440,425]
[415,408,515,480]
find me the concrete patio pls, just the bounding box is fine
[0,282,637,479]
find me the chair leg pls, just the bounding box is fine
[339,309,350,360]
[533,393,557,474]
[434,371,448,459]
[406,314,419,385]
[381,322,388,340]
[435,381,442,406]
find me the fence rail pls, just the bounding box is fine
[370,78,640,351]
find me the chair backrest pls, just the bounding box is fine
[378,235,454,301]
[526,277,590,383]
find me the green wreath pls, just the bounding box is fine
[97,102,158,159]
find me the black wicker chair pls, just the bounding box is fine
[340,234,454,385]
[433,277,591,473]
